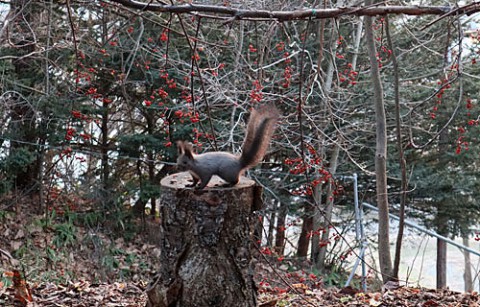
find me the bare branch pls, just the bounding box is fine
[107,0,480,21]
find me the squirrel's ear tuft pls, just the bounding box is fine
[183,142,194,159]
[176,141,185,155]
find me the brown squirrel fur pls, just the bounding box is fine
[177,105,279,189]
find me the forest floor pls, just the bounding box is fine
[0,195,479,306]
[257,279,480,306]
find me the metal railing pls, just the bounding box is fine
[343,173,480,292]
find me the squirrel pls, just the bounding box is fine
[176,105,279,189]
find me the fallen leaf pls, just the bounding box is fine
[14,229,25,240]
[259,299,278,307]
[339,285,359,296]
[10,240,23,251]
[423,299,440,306]
[369,298,383,306]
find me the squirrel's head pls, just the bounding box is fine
[176,141,195,171]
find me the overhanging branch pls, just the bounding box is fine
[108,0,480,21]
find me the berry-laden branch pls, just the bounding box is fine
[108,0,480,21]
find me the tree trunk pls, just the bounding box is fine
[274,201,287,255]
[146,172,258,307]
[436,203,448,289]
[462,236,473,292]
[436,237,447,289]
[146,112,157,216]
[314,145,340,271]
[100,101,110,192]
[266,204,276,247]
[297,206,313,258]
[364,7,393,282]
[311,182,324,268]
[385,16,408,282]
[436,131,448,289]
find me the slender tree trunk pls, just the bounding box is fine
[324,20,339,91]
[266,205,276,247]
[314,145,340,271]
[364,6,393,282]
[99,8,111,196]
[297,208,313,257]
[274,201,287,255]
[435,201,448,289]
[436,131,448,288]
[311,14,336,268]
[311,183,324,267]
[146,113,157,216]
[462,236,473,292]
[100,102,110,192]
[351,17,364,72]
[132,160,146,217]
[311,144,325,267]
[386,16,408,281]
[436,233,447,288]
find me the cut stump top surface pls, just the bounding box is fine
[161,172,256,190]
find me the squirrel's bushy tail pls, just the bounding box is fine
[240,105,279,168]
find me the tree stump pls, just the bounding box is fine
[146,172,260,307]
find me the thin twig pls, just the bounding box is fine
[176,14,218,149]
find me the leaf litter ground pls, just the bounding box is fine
[0,195,478,306]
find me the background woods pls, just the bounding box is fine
[1,0,480,304]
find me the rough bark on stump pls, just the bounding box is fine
[146,172,259,307]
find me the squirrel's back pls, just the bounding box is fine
[193,152,243,184]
